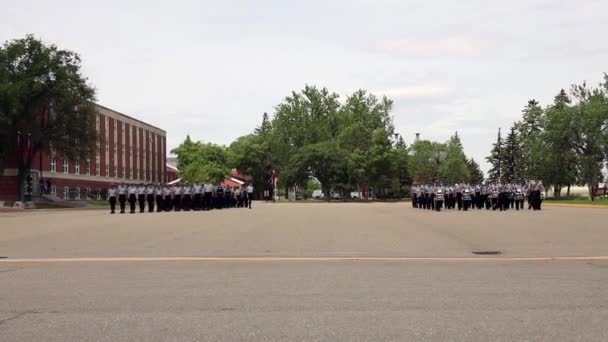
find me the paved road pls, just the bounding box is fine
[1,203,607,341]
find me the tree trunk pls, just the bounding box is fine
[588,184,595,201]
[566,184,571,197]
[553,185,561,199]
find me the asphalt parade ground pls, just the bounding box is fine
[1,203,607,341]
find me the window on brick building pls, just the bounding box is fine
[114,165,118,177]
[50,158,56,173]
[85,161,91,176]
[63,159,69,174]
[64,186,69,199]
[96,162,100,176]
[105,165,109,177]
[123,167,126,178]
[75,187,81,200]
[86,187,91,199]
[75,160,80,175]
[105,140,109,152]
[51,186,56,196]
[96,189,101,200]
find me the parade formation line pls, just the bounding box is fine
[1,256,608,263]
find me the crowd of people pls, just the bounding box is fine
[411,178,545,212]
[106,182,254,214]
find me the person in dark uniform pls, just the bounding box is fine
[107,184,117,214]
[146,183,155,213]
[137,183,146,213]
[163,185,173,212]
[203,183,213,210]
[215,184,224,209]
[173,183,182,211]
[118,182,127,214]
[155,183,163,212]
[182,182,192,211]
[193,181,202,211]
[128,184,137,214]
[225,187,232,208]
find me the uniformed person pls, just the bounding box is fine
[163,185,173,212]
[215,184,224,209]
[155,183,164,212]
[128,183,137,214]
[246,183,254,209]
[173,183,182,211]
[108,183,117,214]
[146,183,155,213]
[137,183,146,213]
[193,181,202,211]
[182,182,192,211]
[203,182,213,210]
[118,182,127,214]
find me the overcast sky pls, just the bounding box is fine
[2,0,607,172]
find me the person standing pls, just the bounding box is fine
[118,182,127,214]
[203,182,213,211]
[146,183,155,213]
[173,183,183,212]
[107,184,117,214]
[215,184,224,210]
[163,184,173,212]
[193,181,202,211]
[155,183,164,212]
[137,183,146,213]
[246,183,254,209]
[182,182,192,211]
[128,184,137,214]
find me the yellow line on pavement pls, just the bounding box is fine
[1,256,608,263]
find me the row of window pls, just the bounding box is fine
[50,158,163,181]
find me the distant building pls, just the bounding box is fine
[0,103,167,200]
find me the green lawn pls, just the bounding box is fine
[544,197,608,206]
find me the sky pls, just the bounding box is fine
[2,0,607,173]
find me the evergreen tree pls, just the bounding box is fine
[486,128,504,180]
[439,132,469,183]
[466,158,484,183]
[502,125,522,181]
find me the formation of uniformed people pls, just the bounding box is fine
[107,181,255,214]
[411,178,545,212]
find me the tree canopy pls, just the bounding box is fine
[0,35,97,199]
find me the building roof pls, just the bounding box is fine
[93,102,166,133]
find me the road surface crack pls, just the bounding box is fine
[0,311,38,327]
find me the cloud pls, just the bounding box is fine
[375,37,486,58]
[372,85,452,99]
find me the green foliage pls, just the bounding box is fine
[0,35,97,199]
[486,128,503,180]
[466,158,484,183]
[493,75,608,199]
[439,132,469,183]
[409,140,444,183]
[171,137,230,183]
[502,125,523,181]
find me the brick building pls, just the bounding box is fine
[0,103,166,201]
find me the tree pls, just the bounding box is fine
[569,79,608,200]
[439,132,469,183]
[0,35,97,200]
[466,158,484,183]
[517,99,545,178]
[502,125,522,181]
[284,141,347,201]
[171,138,230,183]
[392,136,411,193]
[409,140,444,183]
[486,128,504,180]
[543,89,578,197]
